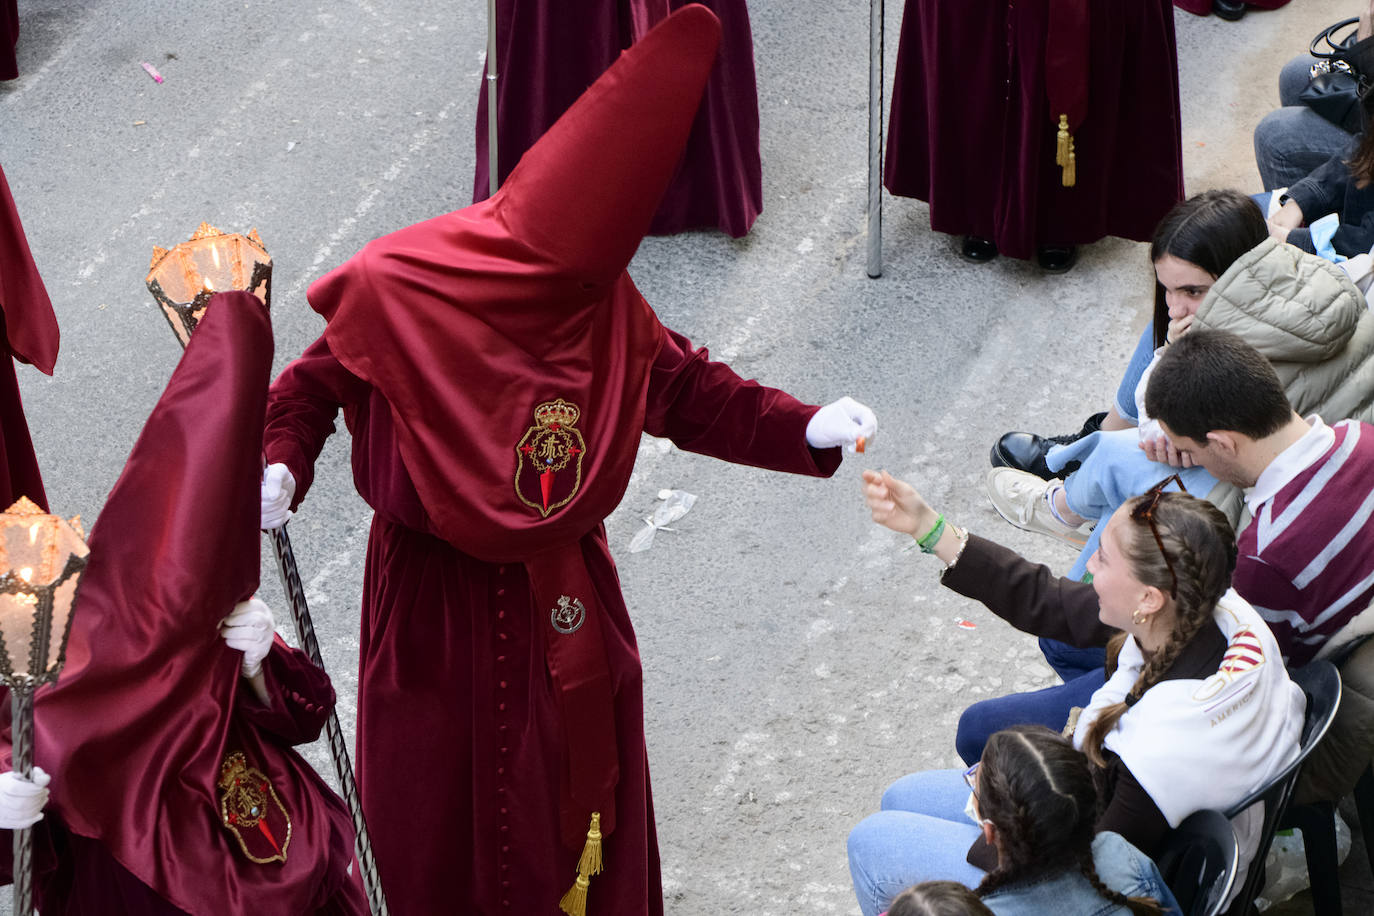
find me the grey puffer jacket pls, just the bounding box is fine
[1193,237,1374,523]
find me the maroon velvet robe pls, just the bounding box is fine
[264,328,840,914]
[1172,0,1289,15]
[883,0,1184,259]
[472,0,761,237]
[0,163,59,510]
[6,292,365,915]
[1,0,18,81]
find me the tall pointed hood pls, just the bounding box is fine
[490,2,721,288]
[25,292,357,914]
[309,5,722,561]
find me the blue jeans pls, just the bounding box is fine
[1253,54,1354,190]
[1113,325,1155,425]
[1048,428,1217,581]
[847,769,985,916]
[954,667,1103,765]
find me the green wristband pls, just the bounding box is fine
[917,513,946,553]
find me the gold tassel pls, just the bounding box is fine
[559,813,605,916]
[559,874,590,916]
[1062,136,1077,188]
[1056,114,1070,167]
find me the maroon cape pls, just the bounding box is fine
[472,0,761,237]
[9,292,364,915]
[0,163,58,511]
[1,0,17,81]
[1172,0,1289,15]
[884,0,1184,259]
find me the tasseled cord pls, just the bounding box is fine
[559,812,604,916]
[1055,114,1076,188]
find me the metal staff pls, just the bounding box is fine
[146,230,389,915]
[866,0,884,279]
[487,0,501,196]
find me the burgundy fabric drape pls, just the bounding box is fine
[18,292,362,915]
[472,0,761,237]
[0,163,59,511]
[884,0,1183,259]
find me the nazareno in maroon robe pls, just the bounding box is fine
[0,163,59,510]
[265,8,840,913]
[883,0,1184,259]
[472,0,762,238]
[1,292,366,916]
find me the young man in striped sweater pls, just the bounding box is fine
[1146,328,1374,666]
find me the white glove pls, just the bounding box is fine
[261,463,296,530]
[220,597,276,680]
[0,767,50,829]
[805,397,878,452]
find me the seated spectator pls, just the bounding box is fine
[990,190,1266,489]
[1253,4,1374,190]
[1265,87,1374,262]
[850,726,1179,916]
[887,881,994,916]
[851,470,1301,916]
[991,231,1374,587]
[958,327,1374,776]
[1146,330,1374,667]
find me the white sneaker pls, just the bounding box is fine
[985,467,1092,548]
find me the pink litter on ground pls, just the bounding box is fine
[141,62,164,83]
[956,619,977,630]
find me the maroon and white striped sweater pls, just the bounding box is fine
[1235,420,1374,667]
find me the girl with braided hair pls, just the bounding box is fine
[852,725,1174,916]
[848,470,1303,916]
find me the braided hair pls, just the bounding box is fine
[973,726,1163,916]
[1080,491,1237,769]
[887,881,994,916]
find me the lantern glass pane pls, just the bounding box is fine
[44,574,80,676]
[0,591,36,677]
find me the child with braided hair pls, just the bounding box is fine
[853,725,1174,916]
[849,470,1304,916]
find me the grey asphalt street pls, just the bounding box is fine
[0,0,1363,913]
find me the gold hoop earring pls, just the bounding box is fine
[1131,609,1146,626]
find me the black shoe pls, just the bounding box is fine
[989,411,1107,480]
[1036,245,1079,273]
[1212,0,1246,21]
[961,235,999,263]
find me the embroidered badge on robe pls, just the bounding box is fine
[515,399,586,517]
[217,751,292,865]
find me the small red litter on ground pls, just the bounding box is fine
[956,619,977,630]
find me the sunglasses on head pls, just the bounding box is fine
[1130,473,1188,598]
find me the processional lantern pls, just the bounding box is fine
[145,223,272,345]
[0,497,89,916]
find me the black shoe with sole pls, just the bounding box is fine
[1212,0,1246,21]
[989,411,1107,480]
[1036,245,1079,273]
[961,235,999,263]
